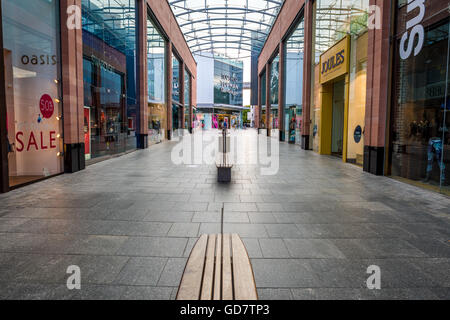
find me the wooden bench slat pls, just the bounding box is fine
[222,233,233,300]
[200,234,216,300]
[176,234,208,300]
[177,233,258,300]
[231,234,258,300]
[213,234,222,300]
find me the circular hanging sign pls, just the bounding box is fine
[39,94,54,119]
[354,125,362,143]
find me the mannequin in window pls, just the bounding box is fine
[425,137,445,183]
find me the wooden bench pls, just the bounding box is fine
[176,234,258,300]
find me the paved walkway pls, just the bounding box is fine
[0,129,449,299]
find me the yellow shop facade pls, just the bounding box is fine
[314,33,368,167]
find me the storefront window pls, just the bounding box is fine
[260,70,266,129]
[270,55,279,132]
[347,32,368,166]
[311,0,369,159]
[313,0,369,64]
[82,0,138,159]
[2,0,63,187]
[148,14,166,144]
[172,54,182,133]
[284,18,304,143]
[184,69,191,129]
[391,12,450,194]
[172,55,180,102]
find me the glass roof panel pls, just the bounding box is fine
[169,0,284,59]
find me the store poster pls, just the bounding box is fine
[84,107,91,159]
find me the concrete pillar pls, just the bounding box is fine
[278,42,285,141]
[137,0,148,148]
[301,0,313,150]
[60,0,85,173]
[364,0,392,175]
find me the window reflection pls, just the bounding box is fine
[285,18,304,143]
[391,21,450,194]
[2,0,63,187]
[184,69,191,129]
[172,54,182,135]
[314,0,369,63]
[260,70,266,129]
[270,55,279,131]
[147,14,166,144]
[82,0,138,159]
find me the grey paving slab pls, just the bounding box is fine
[291,288,440,300]
[0,218,30,232]
[67,235,129,255]
[331,239,428,259]
[404,239,450,258]
[258,288,293,300]
[224,202,258,212]
[257,203,284,212]
[114,257,167,285]
[0,129,449,299]
[295,223,379,239]
[116,237,187,257]
[121,286,173,300]
[223,223,268,238]
[248,213,277,223]
[167,223,200,237]
[259,239,290,258]
[192,211,221,223]
[251,259,320,288]
[412,258,450,287]
[198,223,221,235]
[284,239,346,259]
[265,224,303,238]
[291,288,372,300]
[157,258,187,287]
[241,238,263,258]
[144,211,193,222]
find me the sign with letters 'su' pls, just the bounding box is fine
[319,36,350,84]
[399,0,426,60]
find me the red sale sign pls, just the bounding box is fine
[39,94,54,119]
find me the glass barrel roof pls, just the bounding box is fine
[169,0,284,59]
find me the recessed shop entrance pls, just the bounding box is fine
[331,79,346,157]
[319,76,349,161]
[318,36,350,162]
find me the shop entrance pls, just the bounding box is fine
[318,36,351,162]
[331,80,345,156]
[318,75,349,161]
